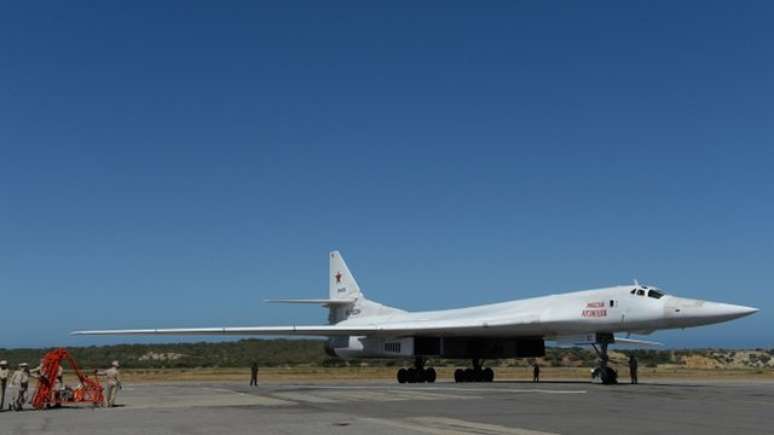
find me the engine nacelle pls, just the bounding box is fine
[324,336,366,359]
[324,336,545,360]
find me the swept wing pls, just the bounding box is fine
[72,313,541,337]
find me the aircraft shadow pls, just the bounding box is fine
[492,380,592,385]
[490,380,712,389]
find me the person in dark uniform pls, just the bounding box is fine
[532,362,540,383]
[250,362,259,387]
[629,355,638,384]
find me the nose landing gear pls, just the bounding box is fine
[591,340,618,384]
[397,357,436,384]
[453,358,494,383]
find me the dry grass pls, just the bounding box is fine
[117,366,774,384]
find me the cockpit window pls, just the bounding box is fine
[636,289,645,296]
[648,290,664,299]
[630,289,636,295]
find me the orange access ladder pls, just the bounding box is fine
[31,348,104,409]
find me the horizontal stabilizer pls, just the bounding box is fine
[264,298,356,305]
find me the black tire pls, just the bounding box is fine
[425,368,437,383]
[407,368,417,383]
[454,368,464,383]
[464,368,475,382]
[415,368,426,383]
[483,367,494,382]
[397,368,408,384]
[601,367,618,384]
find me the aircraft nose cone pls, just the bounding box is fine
[735,305,759,316]
[664,297,758,327]
[704,302,759,320]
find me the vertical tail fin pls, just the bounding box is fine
[329,250,361,301]
[327,250,405,323]
[268,251,403,324]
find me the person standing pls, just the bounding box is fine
[98,361,122,407]
[10,363,30,411]
[629,355,638,384]
[0,360,9,410]
[250,362,259,387]
[30,359,44,377]
[532,362,540,383]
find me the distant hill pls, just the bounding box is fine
[1,340,771,370]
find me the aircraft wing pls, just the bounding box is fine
[264,299,356,305]
[613,336,663,347]
[72,326,379,337]
[72,313,541,337]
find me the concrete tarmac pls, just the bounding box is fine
[1,379,772,434]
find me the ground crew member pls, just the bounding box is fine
[97,361,122,407]
[629,355,638,384]
[10,363,30,411]
[30,359,44,376]
[29,358,62,404]
[250,362,259,387]
[0,360,9,410]
[532,362,540,383]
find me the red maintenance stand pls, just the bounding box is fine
[31,348,105,409]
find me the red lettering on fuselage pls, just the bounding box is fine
[582,301,608,317]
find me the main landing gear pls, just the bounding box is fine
[397,357,437,384]
[454,358,494,383]
[591,341,618,385]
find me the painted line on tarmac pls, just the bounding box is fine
[309,385,586,395]
[361,416,559,435]
[320,389,478,402]
[421,387,587,395]
[387,390,480,401]
[115,386,297,410]
[271,391,339,403]
[321,390,412,402]
[271,389,479,403]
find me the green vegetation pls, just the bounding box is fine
[0,340,329,370]
[0,341,770,370]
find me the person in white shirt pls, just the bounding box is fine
[97,361,122,407]
[10,363,30,411]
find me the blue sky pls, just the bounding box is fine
[1,1,772,348]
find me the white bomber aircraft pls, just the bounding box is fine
[74,251,759,384]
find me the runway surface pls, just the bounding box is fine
[2,379,772,434]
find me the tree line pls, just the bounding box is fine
[1,340,769,370]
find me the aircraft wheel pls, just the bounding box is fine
[406,368,417,383]
[425,368,437,383]
[415,368,426,383]
[464,368,475,382]
[483,367,494,382]
[397,368,408,384]
[601,367,618,384]
[454,368,464,383]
